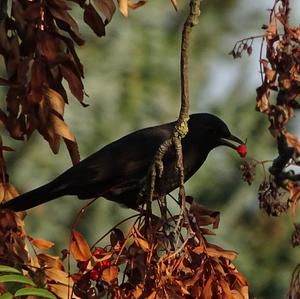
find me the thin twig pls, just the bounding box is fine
[90,213,141,250]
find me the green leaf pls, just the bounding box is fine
[0,292,13,299]
[0,265,21,274]
[0,274,35,286]
[15,287,56,299]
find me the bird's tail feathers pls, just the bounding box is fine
[0,183,63,212]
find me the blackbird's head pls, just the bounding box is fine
[189,113,246,157]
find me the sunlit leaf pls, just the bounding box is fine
[15,287,56,299]
[101,266,118,284]
[128,0,146,9]
[0,274,35,286]
[135,237,150,252]
[118,0,128,17]
[70,230,92,262]
[31,239,55,250]
[0,292,13,299]
[93,0,116,23]
[0,265,21,274]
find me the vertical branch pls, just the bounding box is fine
[179,0,201,122]
[175,0,201,209]
[146,0,202,223]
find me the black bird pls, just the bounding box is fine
[1,113,246,212]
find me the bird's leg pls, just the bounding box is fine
[158,195,168,224]
[144,197,153,231]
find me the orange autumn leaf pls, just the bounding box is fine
[31,239,55,250]
[70,230,92,262]
[101,265,118,284]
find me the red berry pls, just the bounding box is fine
[101,260,110,268]
[90,269,100,281]
[95,261,103,270]
[237,144,247,158]
[92,247,104,258]
[95,260,110,270]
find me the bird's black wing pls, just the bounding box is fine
[40,122,175,200]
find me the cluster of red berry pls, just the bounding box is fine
[89,247,111,281]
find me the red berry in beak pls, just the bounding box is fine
[237,144,247,158]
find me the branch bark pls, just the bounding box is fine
[145,0,201,213]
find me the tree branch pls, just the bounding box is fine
[145,0,201,218]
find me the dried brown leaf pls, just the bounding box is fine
[31,239,55,250]
[119,0,128,17]
[202,277,213,299]
[48,282,76,299]
[93,0,116,23]
[231,286,249,299]
[206,243,238,261]
[70,230,92,262]
[147,291,157,299]
[45,88,65,115]
[37,253,64,270]
[60,64,84,102]
[128,0,146,9]
[189,202,220,229]
[256,85,270,113]
[101,265,118,284]
[284,132,300,154]
[64,138,80,165]
[135,237,150,252]
[51,114,76,142]
[45,268,70,285]
[84,4,106,37]
[49,6,79,35]
[0,183,19,201]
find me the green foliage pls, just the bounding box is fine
[0,265,55,299]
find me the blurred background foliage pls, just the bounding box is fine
[1,0,300,298]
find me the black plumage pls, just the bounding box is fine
[1,113,244,211]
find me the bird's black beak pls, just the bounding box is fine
[219,134,244,150]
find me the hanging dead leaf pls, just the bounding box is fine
[70,230,92,262]
[31,239,55,250]
[128,0,146,9]
[64,138,80,165]
[93,0,116,23]
[50,114,76,142]
[118,0,128,17]
[256,85,270,113]
[48,6,80,36]
[0,183,19,201]
[284,132,300,154]
[60,64,84,102]
[84,4,106,37]
[44,88,65,115]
